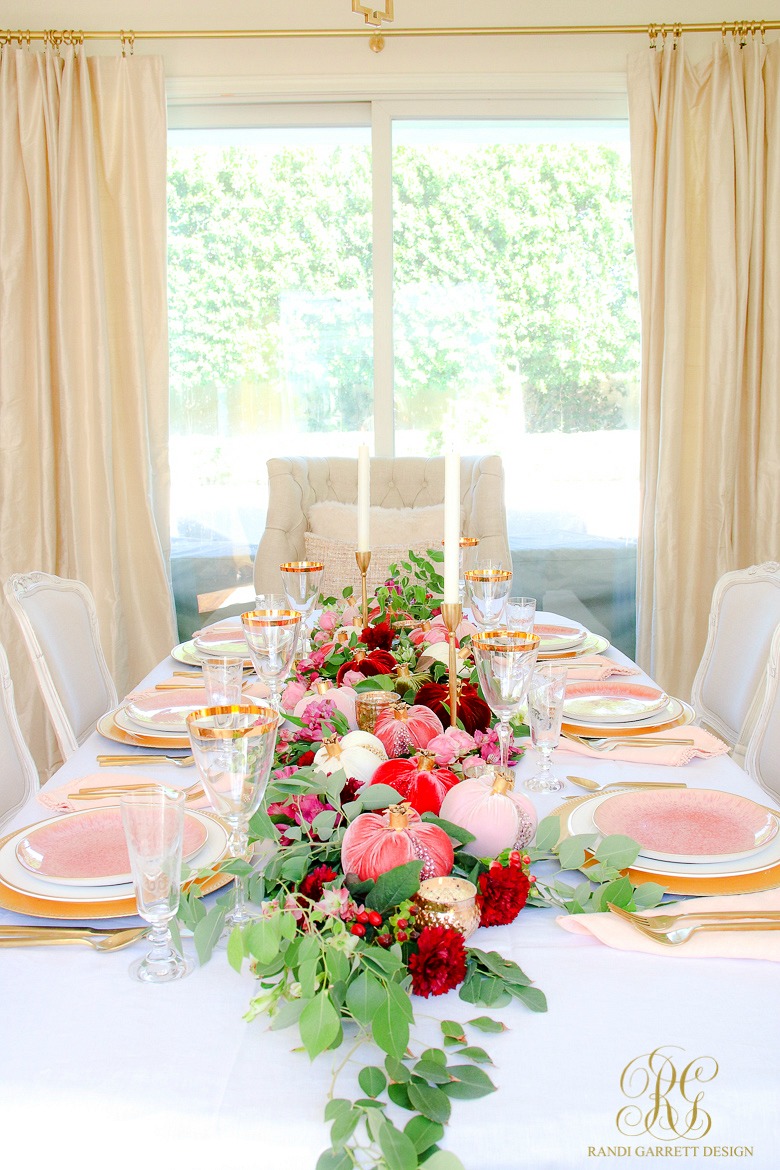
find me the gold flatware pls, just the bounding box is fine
[0,926,148,951]
[608,906,780,931]
[96,754,195,768]
[566,775,687,793]
[607,902,780,946]
[71,777,203,798]
[563,733,695,752]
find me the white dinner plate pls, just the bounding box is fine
[562,695,695,736]
[124,689,208,734]
[0,810,228,905]
[566,790,780,878]
[172,640,254,670]
[534,623,588,653]
[114,705,186,739]
[563,681,669,724]
[538,632,610,661]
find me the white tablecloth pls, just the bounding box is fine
[2,619,778,1169]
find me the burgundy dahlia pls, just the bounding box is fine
[298,865,338,903]
[477,863,530,927]
[361,621,395,651]
[407,924,467,997]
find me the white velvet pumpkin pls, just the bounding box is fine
[312,730,387,785]
[439,771,537,858]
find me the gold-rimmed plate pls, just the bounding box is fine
[97,710,190,751]
[172,639,254,671]
[561,696,695,738]
[552,791,780,895]
[538,632,610,661]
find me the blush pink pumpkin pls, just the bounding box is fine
[341,802,454,882]
[373,702,444,758]
[438,771,537,859]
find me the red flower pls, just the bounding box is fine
[335,648,397,687]
[297,750,315,766]
[339,775,362,805]
[414,682,492,736]
[407,924,467,997]
[477,864,530,927]
[361,621,394,651]
[298,865,338,903]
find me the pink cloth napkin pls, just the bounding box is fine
[557,890,780,961]
[564,655,640,681]
[37,773,210,812]
[557,725,729,767]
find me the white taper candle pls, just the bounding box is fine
[444,450,460,604]
[357,444,370,552]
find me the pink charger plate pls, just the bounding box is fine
[592,788,779,864]
[15,806,208,885]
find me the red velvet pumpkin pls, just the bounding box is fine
[373,702,444,758]
[341,802,454,882]
[335,648,397,687]
[414,681,492,735]
[368,752,460,816]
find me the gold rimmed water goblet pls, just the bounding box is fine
[241,608,301,712]
[464,567,513,629]
[186,703,279,929]
[280,560,324,657]
[471,630,541,778]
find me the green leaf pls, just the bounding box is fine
[596,875,635,911]
[507,985,548,1013]
[386,977,415,1024]
[467,949,532,987]
[330,1106,361,1147]
[459,974,511,1008]
[468,1016,507,1033]
[441,1064,496,1099]
[440,1020,467,1041]
[365,856,423,911]
[269,997,306,1031]
[345,970,385,1027]
[422,1153,467,1170]
[385,1055,412,1083]
[366,1107,389,1143]
[594,833,641,870]
[358,783,406,811]
[324,1099,352,1123]
[404,1116,445,1156]
[407,1082,451,1125]
[316,1148,352,1170]
[533,815,560,851]
[246,916,282,966]
[458,1046,492,1064]
[312,810,339,840]
[247,804,279,841]
[299,991,341,1060]
[378,1121,420,1170]
[632,881,667,909]
[358,1065,387,1099]
[388,1082,414,1110]
[558,833,599,870]
[373,996,410,1060]
[193,904,226,965]
[420,813,477,845]
[226,925,245,973]
[324,945,350,987]
[420,1048,447,1067]
[413,1059,452,1085]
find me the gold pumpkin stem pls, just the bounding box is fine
[491,769,514,794]
[416,751,436,772]
[322,736,342,759]
[387,801,411,830]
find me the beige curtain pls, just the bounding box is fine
[0,45,176,775]
[628,37,780,700]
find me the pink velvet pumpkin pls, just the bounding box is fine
[439,771,537,859]
[373,702,444,758]
[341,802,454,882]
[368,752,460,816]
[293,681,358,729]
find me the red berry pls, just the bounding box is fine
[522,855,531,865]
[509,850,521,863]
[350,923,366,936]
[357,911,370,924]
[396,918,408,929]
[490,860,502,873]
[376,933,392,948]
[396,931,408,942]
[529,875,537,884]
[408,906,418,917]
[367,911,383,927]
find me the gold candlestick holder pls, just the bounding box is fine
[355,550,371,628]
[441,601,462,727]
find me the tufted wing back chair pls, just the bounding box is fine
[254,454,510,596]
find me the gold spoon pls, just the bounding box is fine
[566,775,687,792]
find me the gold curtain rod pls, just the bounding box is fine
[1,21,778,46]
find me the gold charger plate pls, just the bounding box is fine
[0,812,234,919]
[551,792,780,896]
[561,697,695,739]
[97,709,190,751]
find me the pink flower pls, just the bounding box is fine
[319,611,339,632]
[282,678,309,710]
[313,630,333,648]
[341,669,365,688]
[283,893,305,922]
[314,887,353,918]
[342,604,361,626]
[427,726,477,765]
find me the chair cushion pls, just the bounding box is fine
[308,501,445,546]
[304,533,435,598]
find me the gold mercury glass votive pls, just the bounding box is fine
[355,690,399,733]
[413,876,481,940]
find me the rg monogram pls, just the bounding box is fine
[616,1046,719,1140]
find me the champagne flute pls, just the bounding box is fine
[471,630,540,777]
[186,703,279,929]
[464,567,512,629]
[526,664,568,793]
[280,560,324,657]
[241,608,301,711]
[120,788,192,984]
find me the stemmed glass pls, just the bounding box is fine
[464,567,512,629]
[186,703,279,929]
[471,630,540,778]
[502,596,537,635]
[241,608,301,711]
[526,664,568,793]
[280,560,324,657]
[120,788,192,984]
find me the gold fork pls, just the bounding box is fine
[0,926,148,951]
[69,776,204,802]
[96,754,195,768]
[607,902,780,946]
[563,733,695,752]
[607,904,780,931]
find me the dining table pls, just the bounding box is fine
[1,615,778,1170]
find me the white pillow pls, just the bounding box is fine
[304,532,435,598]
[308,501,445,546]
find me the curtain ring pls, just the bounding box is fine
[672,23,682,50]
[648,24,658,50]
[120,30,135,57]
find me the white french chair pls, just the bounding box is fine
[3,572,118,760]
[0,641,38,829]
[744,622,780,802]
[690,561,780,757]
[254,454,511,596]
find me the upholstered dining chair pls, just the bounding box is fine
[3,572,118,760]
[690,561,780,758]
[744,622,780,802]
[0,640,38,829]
[253,454,511,597]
